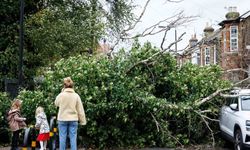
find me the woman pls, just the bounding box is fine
[55,77,86,150]
[7,99,27,150]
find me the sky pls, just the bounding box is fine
[130,0,250,51]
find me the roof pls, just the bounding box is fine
[182,29,221,56]
[201,29,221,42]
[240,10,250,20]
[219,10,250,26]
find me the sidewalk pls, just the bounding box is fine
[0,147,231,150]
[0,148,87,150]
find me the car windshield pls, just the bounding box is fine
[241,95,250,111]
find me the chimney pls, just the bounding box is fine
[189,34,198,48]
[203,22,214,37]
[225,6,240,20]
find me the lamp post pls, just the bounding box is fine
[18,0,24,87]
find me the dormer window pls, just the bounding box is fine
[230,25,238,51]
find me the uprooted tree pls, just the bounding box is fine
[8,41,230,148]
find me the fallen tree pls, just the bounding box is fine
[11,41,230,149]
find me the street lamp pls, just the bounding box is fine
[18,0,24,87]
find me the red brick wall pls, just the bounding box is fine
[220,23,242,70]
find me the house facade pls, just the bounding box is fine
[219,9,250,81]
[182,25,220,67]
[182,8,250,83]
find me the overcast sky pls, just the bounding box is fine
[131,0,250,50]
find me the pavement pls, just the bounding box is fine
[0,147,232,150]
[0,148,86,150]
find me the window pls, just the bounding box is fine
[223,30,226,50]
[192,48,200,65]
[214,46,217,64]
[225,97,238,109]
[230,26,238,51]
[241,96,250,111]
[205,47,210,65]
[197,52,201,65]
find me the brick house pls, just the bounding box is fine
[182,8,250,83]
[97,39,111,55]
[219,8,250,81]
[181,25,220,67]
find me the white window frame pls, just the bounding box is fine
[230,25,238,51]
[197,51,201,65]
[214,45,217,64]
[205,47,210,65]
[191,48,200,65]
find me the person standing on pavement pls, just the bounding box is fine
[35,106,50,150]
[55,77,87,150]
[7,99,27,150]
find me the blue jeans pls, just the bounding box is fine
[58,121,78,150]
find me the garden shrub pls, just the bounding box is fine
[17,90,56,125]
[0,92,11,144]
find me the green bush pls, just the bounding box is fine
[17,90,56,125]
[0,92,11,144]
[0,92,11,126]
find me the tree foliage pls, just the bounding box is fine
[0,0,134,89]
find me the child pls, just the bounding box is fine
[35,106,50,150]
[7,99,27,150]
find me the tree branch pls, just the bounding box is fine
[225,68,249,74]
[123,0,151,32]
[194,110,215,147]
[150,112,183,147]
[126,31,186,74]
[195,88,230,106]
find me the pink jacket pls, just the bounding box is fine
[7,109,26,131]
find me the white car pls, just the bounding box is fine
[219,89,250,150]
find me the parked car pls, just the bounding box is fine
[219,88,250,150]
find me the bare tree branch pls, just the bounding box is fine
[195,76,250,106]
[201,114,219,122]
[150,112,183,147]
[121,11,197,40]
[195,88,230,106]
[150,112,160,132]
[163,32,186,52]
[194,110,215,147]
[161,28,170,50]
[123,0,151,32]
[126,32,186,74]
[199,110,212,113]
[233,76,250,87]
[225,68,249,74]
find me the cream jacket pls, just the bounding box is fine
[55,88,86,125]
